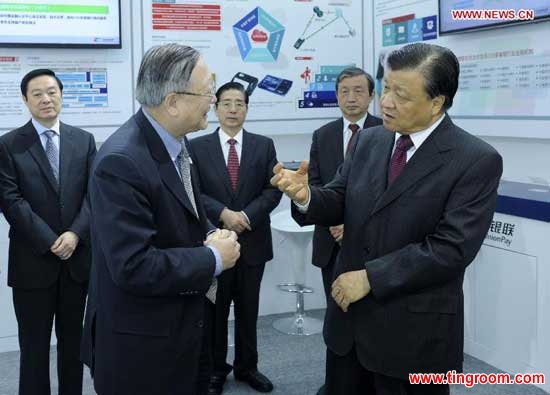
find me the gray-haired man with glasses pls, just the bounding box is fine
[81,44,241,395]
[191,81,282,395]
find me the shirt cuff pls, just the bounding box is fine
[293,186,311,213]
[240,210,251,225]
[206,245,223,277]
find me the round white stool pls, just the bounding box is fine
[270,210,323,335]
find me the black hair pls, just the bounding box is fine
[20,69,63,98]
[215,81,249,106]
[335,67,375,95]
[386,43,459,111]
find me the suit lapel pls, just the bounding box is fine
[363,113,378,129]
[334,118,345,165]
[58,122,74,196]
[135,110,198,218]
[366,132,394,207]
[22,122,59,194]
[236,130,256,194]
[371,118,454,215]
[208,129,234,196]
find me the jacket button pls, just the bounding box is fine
[197,320,204,328]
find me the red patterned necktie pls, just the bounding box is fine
[227,139,240,191]
[345,123,360,154]
[388,135,414,185]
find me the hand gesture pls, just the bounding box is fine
[331,269,371,312]
[205,229,240,270]
[329,224,344,243]
[270,160,309,204]
[51,231,79,260]
[220,208,251,234]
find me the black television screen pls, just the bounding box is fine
[0,1,121,48]
[439,0,550,35]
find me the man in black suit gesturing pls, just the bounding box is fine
[80,44,241,395]
[0,69,96,395]
[191,82,282,394]
[309,67,381,395]
[272,43,503,395]
[309,67,382,301]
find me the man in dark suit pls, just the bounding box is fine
[309,67,381,395]
[191,82,282,394]
[80,44,241,395]
[272,43,503,395]
[309,67,382,301]
[0,68,96,395]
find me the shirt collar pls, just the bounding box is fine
[218,127,243,146]
[395,114,445,149]
[142,108,182,162]
[32,118,60,137]
[343,114,368,132]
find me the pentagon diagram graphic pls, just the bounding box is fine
[233,7,285,62]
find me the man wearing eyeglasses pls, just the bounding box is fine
[81,44,241,395]
[190,82,282,395]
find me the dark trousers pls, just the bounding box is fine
[211,259,265,376]
[197,299,215,395]
[13,263,87,395]
[320,246,339,302]
[326,347,449,395]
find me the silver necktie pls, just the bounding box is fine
[44,130,59,184]
[176,142,198,217]
[176,142,217,303]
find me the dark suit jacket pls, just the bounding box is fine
[308,114,382,268]
[190,129,282,266]
[0,120,96,288]
[81,109,217,395]
[294,115,502,378]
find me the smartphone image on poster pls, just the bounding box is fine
[231,72,259,96]
[258,75,293,96]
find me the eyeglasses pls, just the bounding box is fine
[218,100,246,110]
[174,90,215,99]
[173,79,216,100]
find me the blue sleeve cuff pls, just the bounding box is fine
[206,245,223,277]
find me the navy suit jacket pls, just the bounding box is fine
[81,109,216,395]
[0,120,96,288]
[308,114,382,268]
[294,115,502,378]
[190,129,282,266]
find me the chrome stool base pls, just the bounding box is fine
[272,283,323,336]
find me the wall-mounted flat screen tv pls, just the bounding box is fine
[0,1,121,48]
[439,0,550,35]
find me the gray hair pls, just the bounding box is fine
[335,67,375,95]
[136,44,201,106]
